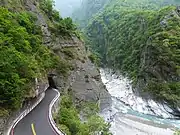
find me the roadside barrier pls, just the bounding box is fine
[8,92,45,135]
[48,89,66,135]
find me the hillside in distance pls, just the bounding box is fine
[73,0,180,115]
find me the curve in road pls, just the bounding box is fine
[13,88,58,135]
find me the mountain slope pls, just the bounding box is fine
[0,0,112,134]
[0,0,77,116]
[74,0,180,115]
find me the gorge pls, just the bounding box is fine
[72,0,180,134]
[0,0,180,135]
[100,68,180,135]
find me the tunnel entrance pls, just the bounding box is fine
[48,74,57,89]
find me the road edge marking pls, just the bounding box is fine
[7,92,46,135]
[31,123,37,135]
[48,89,65,135]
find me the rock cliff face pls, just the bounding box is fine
[57,39,112,110]
[50,37,112,110]
[0,0,111,134]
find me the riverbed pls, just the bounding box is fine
[100,68,180,135]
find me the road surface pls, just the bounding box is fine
[14,88,58,135]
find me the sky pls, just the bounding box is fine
[54,0,82,17]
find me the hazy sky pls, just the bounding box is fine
[54,0,82,17]
[54,0,180,17]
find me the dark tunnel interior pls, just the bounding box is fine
[48,76,57,89]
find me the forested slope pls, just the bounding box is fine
[72,0,111,28]
[0,0,77,116]
[74,0,180,113]
[0,1,112,135]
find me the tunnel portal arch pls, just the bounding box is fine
[48,73,57,89]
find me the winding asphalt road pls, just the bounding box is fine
[13,88,57,135]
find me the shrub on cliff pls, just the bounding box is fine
[88,53,100,66]
[40,0,78,37]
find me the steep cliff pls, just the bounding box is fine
[0,0,111,134]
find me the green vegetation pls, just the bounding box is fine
[55,94,112,135]
[0,1,112,134]
[0,108,9,117]
[40,0,57,20]
[50,17,78,37]
[0,5,72,115]
[40,0,78,37]
[88,53,100,66]
[0,7,53,112]
[73,0,180,109]
[72,0,180,29]
[0,0,83,116]
[88,54,96,63]
[72,0,110,28]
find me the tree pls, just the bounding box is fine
[87,115,112,135]
[40,0,55,19]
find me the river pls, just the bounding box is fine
[100,68,180,135]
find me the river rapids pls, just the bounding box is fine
[100,68,180,135]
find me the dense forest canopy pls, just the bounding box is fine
[0,8,56,114]
[73,0,180,111]
[72,0,180,28]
